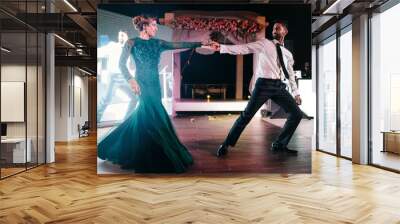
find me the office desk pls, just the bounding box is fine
[382,131,400,154]
[1,138,31,163]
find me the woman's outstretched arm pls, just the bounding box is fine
[159,39,202,51]
[119,39,134,81]
[119,39,140,95]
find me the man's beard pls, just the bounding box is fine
[272,34,280,40]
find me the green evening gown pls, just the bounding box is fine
[98,37,201,173]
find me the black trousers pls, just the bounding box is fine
[98,73,137,122]
[224,78,302,148]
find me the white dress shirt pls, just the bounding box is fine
[220,38,300,96]
[98,41,135,76]
[98,41,124,74]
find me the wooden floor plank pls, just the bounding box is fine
[0,116,400,223]
[98,115,312,174]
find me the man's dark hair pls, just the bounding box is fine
[273,20,288,30]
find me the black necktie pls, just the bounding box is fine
[275,43,290,80]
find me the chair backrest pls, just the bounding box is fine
[82,121,90,129]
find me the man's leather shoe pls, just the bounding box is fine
[282,147,298,154]
[271,142,282,152]
[216,144,229,157]
[271,143,298,155]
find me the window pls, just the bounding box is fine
[339,27,352,158]
[370,3,400,171]
[317,35,337,154]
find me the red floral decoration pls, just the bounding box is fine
[170,16,263,38]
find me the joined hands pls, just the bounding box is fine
[201,40,220,51]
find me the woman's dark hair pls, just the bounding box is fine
[132,15,157,31]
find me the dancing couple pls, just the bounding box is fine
[97,15,303,173]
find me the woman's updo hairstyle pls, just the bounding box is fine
[132,15,156,31]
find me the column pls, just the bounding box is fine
[236,55,243,100]
[352,14,369,164]
[46,31,55,163]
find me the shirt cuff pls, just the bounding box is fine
[220,45,228,54]
[125,76,134,81]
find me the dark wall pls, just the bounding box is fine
[99,3,311,72]
[180,50,237,99]
[99,4,312,99]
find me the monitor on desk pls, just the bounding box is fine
[1,123,7,138]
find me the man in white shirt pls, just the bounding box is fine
[98,30,137,122]
[213,22,303,157]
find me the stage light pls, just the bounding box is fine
[207,95,211,99]
[63,0,78,12]
[248,95,251,99]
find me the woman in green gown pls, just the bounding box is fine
[98,15,206,173]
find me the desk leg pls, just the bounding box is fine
[382,133,386,152]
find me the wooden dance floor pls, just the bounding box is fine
[98,115,312,174]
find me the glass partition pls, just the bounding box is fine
[1,30,28,178]
[0,1,46,179]
[339,27,352,158]
[317,35,337,154]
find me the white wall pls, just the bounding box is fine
[55,66,69,141]
[1,65,26,144]
[55,67,89,141]
[71,73,89,138]
[1,65,41,138]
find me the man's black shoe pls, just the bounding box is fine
[271,143,298,155]
[282,147,298,154]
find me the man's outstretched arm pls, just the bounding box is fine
[218,40,265,55]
